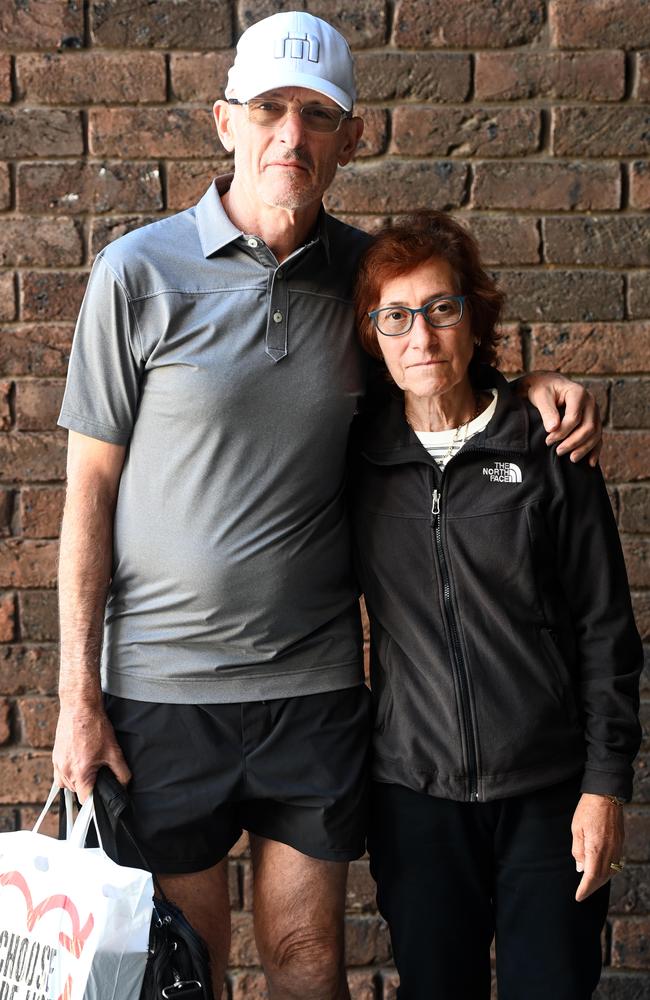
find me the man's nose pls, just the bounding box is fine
[276,106,308,145]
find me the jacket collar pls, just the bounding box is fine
[356,366,530,466]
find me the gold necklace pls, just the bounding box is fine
[407,394,481,467]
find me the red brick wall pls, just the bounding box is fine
[0,1,648,996]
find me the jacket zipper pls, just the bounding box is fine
[431,477,479,802]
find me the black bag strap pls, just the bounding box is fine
[93,766,171,904]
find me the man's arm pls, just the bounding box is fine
[515,371,602,466]
[52,430,131,802]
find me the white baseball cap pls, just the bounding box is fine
[225,11,356,112]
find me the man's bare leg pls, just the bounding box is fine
[250,834,350,1000]
[157,858,232,997]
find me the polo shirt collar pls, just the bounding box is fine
[195,173,331,263]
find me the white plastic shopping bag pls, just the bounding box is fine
[0,782,153,1000]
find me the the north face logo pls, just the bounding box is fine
[482,462,523,483]
[274,32,320,63]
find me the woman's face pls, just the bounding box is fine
[373,257,475,401]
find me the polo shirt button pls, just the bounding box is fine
[247,237,259,248]
[273,311,283,323]
[276,270,283,280]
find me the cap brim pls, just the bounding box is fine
[226,70,353,111]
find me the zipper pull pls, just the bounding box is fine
[431,489,440,517]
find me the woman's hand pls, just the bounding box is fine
[571,793,625,902]
[516,372,602,466]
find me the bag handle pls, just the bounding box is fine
[32,782,75,837]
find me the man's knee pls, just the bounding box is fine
[264,927,346,999]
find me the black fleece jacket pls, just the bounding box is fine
[351,367,642,802]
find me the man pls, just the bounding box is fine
[52,12,602,999]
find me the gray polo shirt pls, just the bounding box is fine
[58,176,371,703]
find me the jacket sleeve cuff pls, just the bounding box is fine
[580,767,633,802]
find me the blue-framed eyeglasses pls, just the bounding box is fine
[368,295,466,337]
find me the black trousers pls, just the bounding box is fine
[368,778,610,1000]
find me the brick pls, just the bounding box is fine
[0,646,58,696]
[601,432,650,482]
[355,51,471,102]
[394,0,545,48]
[18,805,58,837]
[91,216,162,256]
[382,969,400,1000]
[166,161,232,211]
[16,52,166,105]
[347,860,377,913]
[171,51,233,102]
[496,324,524,374]
[0,380,10,430]
[0,54,10,102]
[18,590,59,642]
[0,701,10,744]
[0,593,15,641]
[498,272,624,323]
[229,912,259,967]
[14,380,66,432]
[228,858,241,909]
[0,0,83,51]
[0,219,83,269]
[90,108,216,159]
[544,216,650,268]
[228,831,250,859]
[345,916,392,966]
[328,214,385,234]
[595,971,650,999]
[624,808,650,862]
[326,162,468,215]
[611,380,650,429]
[0,324,73,377]
[628,272,650,319]
[0,273,15,322]
[636,51,650,100]
[630,162,650,210]
[237,1,388,49]
[240,858,252,910]
[622,536,650,589]
[553,108,650,157]
[472,162,620,211]
[475,50,625,101]
[21,272,88,322]
[610,917,650,969]
[391,106,539,158]
[0,751,52,804]
[620,488,650,533]
[529,324,650,374]
[91,0,233,49]
[347,970,376,1000]
[0,808,16,832]
[0,162,9,209]
[634,595,650,641]
[0,489,12,536]
[550,0,650,49]
[355,107,388,158]
[18,161,163,215]
[0,539,59,588]
[18,697,58,749]
[461,216,540,265]
[0,433,66,482]
[19,486,65,538]
[228,972,267,1000]
[0,110,83,158]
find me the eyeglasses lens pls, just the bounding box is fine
[247,100,344,133]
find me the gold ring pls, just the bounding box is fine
[609,861,625,874]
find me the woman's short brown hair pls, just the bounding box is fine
[355,211,505,370]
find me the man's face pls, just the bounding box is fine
[214,87,362,214]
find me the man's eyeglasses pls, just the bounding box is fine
[368,296,466,337]
[228,98,352,134]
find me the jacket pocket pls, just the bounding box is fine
[539,626,579,725]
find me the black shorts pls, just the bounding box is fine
[100,685,372,873]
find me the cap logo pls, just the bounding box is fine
[274,32,320,63]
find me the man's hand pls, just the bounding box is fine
[517,372,602,466]
[571,793,624,902]
[52,700,131,803]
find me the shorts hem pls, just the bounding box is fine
[245,826,366,863]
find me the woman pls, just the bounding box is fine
[351,212,642,1000]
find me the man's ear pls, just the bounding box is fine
[213,99,236,153]
[338,116,364,167]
